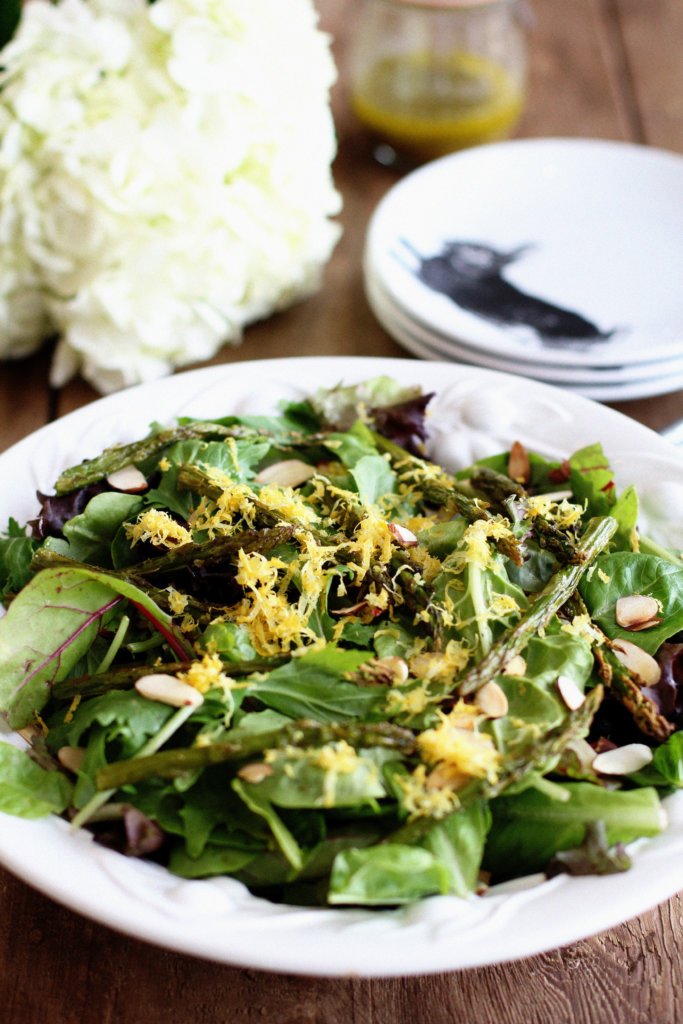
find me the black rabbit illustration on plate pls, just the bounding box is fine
[399,239,616,344]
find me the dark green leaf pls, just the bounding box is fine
[581,552,683,655]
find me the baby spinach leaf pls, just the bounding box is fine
[422,801,490,897]
[48,492,143,566]
[169,843,257,879]
[243,750,387,810]
[569,444,638,548]
[199,621,258,661]
[0,744,73,818]
[630,731,683,789]
[581,552,683,655]
[483,782,664,879]
[328,843,451,904]
[350,455,396,508]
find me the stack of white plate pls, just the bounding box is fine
[364,138,683,402]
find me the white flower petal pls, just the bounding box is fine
[0,0,341,393]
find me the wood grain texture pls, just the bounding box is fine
[2,1,683,1022]
[2,859,683,1024]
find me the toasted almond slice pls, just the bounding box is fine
[475,681,509,719]
[628,618,663,632]
[508,441,530,485]
[612,639,662,687]
[387,522,419,547]
[16,724,43,745]
[237,762,275,784]
[503,654,527,677]
[556,674,586,711]
[255,459,316,487]
[565,737,599,774]
[57,746,86,773]
[330,600,374,617]
[135,673,204,708]
[615,595,661,630]
[592,743,653,776]
[374,656,409,685]
[106,465,148,492]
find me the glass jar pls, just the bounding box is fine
[349,0,528,166]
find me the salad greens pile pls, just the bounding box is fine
[0,376,682,907]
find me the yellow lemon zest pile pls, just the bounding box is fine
[125,508,192,548]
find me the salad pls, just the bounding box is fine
[0,376,681,908]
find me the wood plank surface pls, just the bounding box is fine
[1,1,682,1021]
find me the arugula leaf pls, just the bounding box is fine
[0,744,73,818]
[47,690,173,755]
[249,646,381,721]
[0,518,38,598]
[233,778,303,870]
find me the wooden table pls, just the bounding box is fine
[1,1,682,1020]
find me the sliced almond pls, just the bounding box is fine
[565,737,599,774]
[57,746,86,774]
[556,674,586,711]
[503,654,527,677]
[387,522,419,548]
[237,762,275,784]
[255,459,316,487]
[16,724,43,745]
[628,618,663,632]
[508,441,530,485]
[612,639,662,687]
[373,656,409,685]
[106,465,148,492]
[475,681,509,719]
[330,600,376,617]
[135,673,204,708]
[592,743,653,776]
[615,594,661,630]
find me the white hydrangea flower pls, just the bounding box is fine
[0,0,342,392]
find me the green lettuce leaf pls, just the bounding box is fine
[580,551,683,655]
[0,743,73,818]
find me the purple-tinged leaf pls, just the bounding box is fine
[371,393,434,456]
[0,565,193,729]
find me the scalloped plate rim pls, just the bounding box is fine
[1,354,682,978]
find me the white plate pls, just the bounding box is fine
[366,262,683,386]
[366,138,683,369]
[2,355,683,978]
[366,275,683,402]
